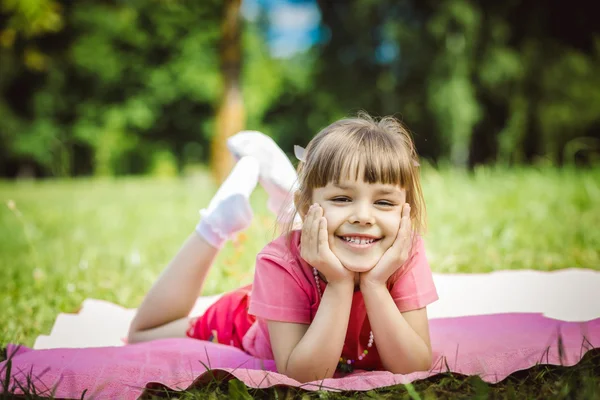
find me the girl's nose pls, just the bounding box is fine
[349,202,374,225]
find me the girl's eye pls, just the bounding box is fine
[376,201,395,207]
[331,197,351,203]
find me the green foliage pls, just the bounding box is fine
[312,0,600,167]
[228,379,253,400]
[428,1,481,165]
[242,25,286,131]
[150,149,179,178]
[538,42,600,161]
[1,0,63,38]
[1,0,224,176]
[1,0,600,176]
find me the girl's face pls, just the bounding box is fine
[310,175,406,273]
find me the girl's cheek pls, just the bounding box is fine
[323,215,336,234]
[324,216,334,232]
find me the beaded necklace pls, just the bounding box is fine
[312,267,374,372]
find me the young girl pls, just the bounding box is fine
[128,114,438,383]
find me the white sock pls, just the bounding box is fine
[226,131,300,222]
[195,156,259,248]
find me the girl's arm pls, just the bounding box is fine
[264,204,356,382]
[128,232,218,343]
[267,279,354,383]
[358,204,433,373]
[127,317,189,343]
[360,280,432,374]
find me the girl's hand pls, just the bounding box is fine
[360,203,412,288]
[300,204,354,285]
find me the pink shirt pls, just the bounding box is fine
[244,230,438,370]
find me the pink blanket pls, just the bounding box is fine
[3,313,599,399]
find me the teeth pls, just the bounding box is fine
[342,236,376,245]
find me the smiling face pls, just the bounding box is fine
[292,115,425,274]
[310,175,406,273]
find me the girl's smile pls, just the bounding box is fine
[336,235,382,249]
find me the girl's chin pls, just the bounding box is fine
[343,263,376,273]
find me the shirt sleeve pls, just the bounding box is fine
[248,251,313,324]
[389,235,439,312]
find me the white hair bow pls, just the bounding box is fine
[294,145,306,162]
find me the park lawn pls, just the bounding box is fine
[1,166,599,398]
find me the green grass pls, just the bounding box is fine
[1,166,599,398]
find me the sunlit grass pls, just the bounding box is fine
[0,175,277,348]
[423,166,600,272]
[1,167,599,347]
[1,167,599,398]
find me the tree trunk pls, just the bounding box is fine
[211,0,244,183]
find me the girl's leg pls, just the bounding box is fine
[128,157,260,343]
[227,131,301,231]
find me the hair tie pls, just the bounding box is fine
[294,145,306,162]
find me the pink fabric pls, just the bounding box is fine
[3,313,599,399]
[246,230,438,368]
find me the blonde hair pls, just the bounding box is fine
[285,112,426,239]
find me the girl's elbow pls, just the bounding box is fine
[388,353,432,375]
[283,361,336,383]
[413,348,433,372]
[288,370,334,383]
[127,323,145,344]
[127,329,139,344]
[419,352,433,371]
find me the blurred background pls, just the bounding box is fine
[2,0,600,349]
[1,0,599,181]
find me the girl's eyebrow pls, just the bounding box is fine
[332,183,352,190]
[332,183,402,196]
[375,188,400,195]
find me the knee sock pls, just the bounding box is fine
[226,130,301,225]
[195,156,259,248]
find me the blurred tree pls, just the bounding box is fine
[67,1,223,177]
[305,0,600,167]
[0,0,63,39]
[1,0,223,177]
[426,0,482,168]
[0,0,289,177]
[309,0,442,160]
[470,0,600,166]
[1,0,599,176]
[212,0,243,183]
[0,0,65,176]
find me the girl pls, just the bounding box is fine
[128,114,438,383]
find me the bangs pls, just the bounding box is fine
[305,128,413,188]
